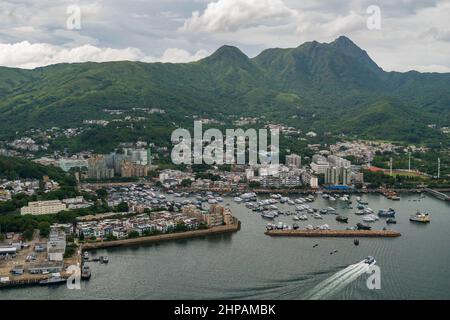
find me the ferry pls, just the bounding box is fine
[410,211,431,223]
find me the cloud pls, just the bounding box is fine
[0,42,208,69]
[144,48,210,63]
[180,0,297,32]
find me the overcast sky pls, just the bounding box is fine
[1,0,450,72]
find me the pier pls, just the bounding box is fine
[424,188,450,201]
[265,229,401,238]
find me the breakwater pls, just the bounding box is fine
[265,229,401,238]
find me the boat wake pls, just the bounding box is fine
[303,260,373,300]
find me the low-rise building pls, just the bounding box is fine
[20,200,67,216]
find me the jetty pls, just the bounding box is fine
[265,229,401,238]
[424,188,450,201]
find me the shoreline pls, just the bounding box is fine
[81,219,241,251]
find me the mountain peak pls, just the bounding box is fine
[330,36,383,74]
[203,45,249,63]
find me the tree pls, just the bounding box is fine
[128,230,140,238]
[38,221,51,238]
[22,227,34,241]
[96,188,108,199]
[181,179,192,187]
[117,202,129,212]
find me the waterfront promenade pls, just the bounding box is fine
[82,219,241,250]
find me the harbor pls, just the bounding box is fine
[265,229,401,238]
[1,192,449,299]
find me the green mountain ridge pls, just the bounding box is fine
[0,36,449,145]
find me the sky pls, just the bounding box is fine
[0,0,450,72]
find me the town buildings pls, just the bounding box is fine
[20,200,67,216]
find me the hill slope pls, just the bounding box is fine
[0,36,449,144]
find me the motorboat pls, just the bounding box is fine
[336,215,348,223]
[362,216,376,222]
[410,211,431,223]
[364,256,376,265]
[313,213,323,219]
[356,223,371,230]
[378,208,396,218]
[386,218,397,224]
[234,197,243,203]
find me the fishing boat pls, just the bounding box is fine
[81,265,91,280]
[410,211,431,223]
[39,273,66,286]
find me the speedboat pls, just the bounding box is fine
[292,215,300,221]
[313,213,323,219]
[234,197,243,203]
[364,256,376,265]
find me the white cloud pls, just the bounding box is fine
[143,48,209,63]
[0,42,208,69]
[180,0,297,32]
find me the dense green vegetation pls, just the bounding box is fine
[0,36,449,147]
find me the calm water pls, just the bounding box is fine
[1,193,450,300]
